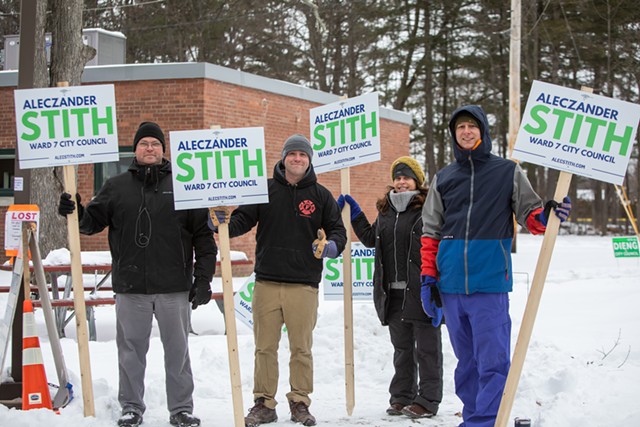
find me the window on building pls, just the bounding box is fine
[93,148,134,193]
[0,148,136,197]
[0,149,15,197]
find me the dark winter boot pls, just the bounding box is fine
[386,402,405,416]
[244,398,278,427]
[401,403,435,418]
[169,411,201,427]
[117,411,143,427]
[289,400,317,426]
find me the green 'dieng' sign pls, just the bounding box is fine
[612,236,640,258]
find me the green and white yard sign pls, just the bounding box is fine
[322,242,375,301]
[233,274,256,330]
[512,80,640,185]
[169,127,268,210]
[310,92,380,174]
[14,84,119,168]
[612,236,639,258]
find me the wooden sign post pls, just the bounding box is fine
[62,163,95,416]
[340,167,355,415]
[169,125,269,426]
[309,92,381,415]
[210,208,244,427]
[497,83,640,425]
[495,171,570,426]
[13,79,119,416]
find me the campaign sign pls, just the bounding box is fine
[612,236,639,258]
[512,80,640,185]
[233,274,256,330]
[14,84,119,168]
[322,242,375,301]
[170,127,268,210]
[310,92,380,174]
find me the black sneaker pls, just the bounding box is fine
[117,412,143,427]
[289,400,316,426]
[170,411,201,427]
[245,398,277,426]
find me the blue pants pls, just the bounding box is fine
[441,292,511,427]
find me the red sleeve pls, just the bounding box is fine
[527,207,546,235]
[420,236,440,277]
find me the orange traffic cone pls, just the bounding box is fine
[22,299,53,411]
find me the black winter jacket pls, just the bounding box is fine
[228,161,346,287]
[352,192,429,326]
[79,159,217,294]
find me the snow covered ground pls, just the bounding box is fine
[1,234,639,426]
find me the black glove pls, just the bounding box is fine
[189,276,212,309]
[58,192,84,219]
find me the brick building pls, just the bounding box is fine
[0,62,412,274]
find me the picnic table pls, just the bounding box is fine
[0,250,252,340]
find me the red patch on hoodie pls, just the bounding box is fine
[299,199,316,217]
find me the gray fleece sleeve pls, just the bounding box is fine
[512,164,543,231]
[422,174,444,240]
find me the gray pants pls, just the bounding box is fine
[115,292,194,416]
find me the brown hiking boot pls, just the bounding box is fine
[289,400,317,426]
[386,402,405,415]
[401,403,435,418]
[244,398,277,427]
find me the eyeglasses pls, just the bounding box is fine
[137,141,163,149]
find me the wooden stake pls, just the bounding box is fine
[21,223,31,301]
[209,124,244,426]
[614,184,640,238]
[496,171,572,426]
[496,87,591,426]
[62,148,95,416]
[340,167,355,415]
[214,218,244,427]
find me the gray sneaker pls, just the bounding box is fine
[245,398,277,427]
[289,400,316,426]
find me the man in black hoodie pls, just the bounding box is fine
[58,122,216,427]
[219,134,346,426]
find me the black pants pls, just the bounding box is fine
[387,296,443,415]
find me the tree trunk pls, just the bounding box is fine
[30,0,96,257]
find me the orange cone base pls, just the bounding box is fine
[22,365,53,410]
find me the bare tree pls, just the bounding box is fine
[29,0,95,256]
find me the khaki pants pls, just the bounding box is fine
[252,280,319,409]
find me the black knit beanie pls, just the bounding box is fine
[133,122,166,152]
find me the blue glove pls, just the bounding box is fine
[312,240,338,258]
[555,196,571,222]
[344,194,362,221]
[420,275,443,327]
[206,215,218,233]
[539,196,572,226]
[337,194,345,210]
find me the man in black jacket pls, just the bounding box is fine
[58,122,216,427]
[216,134,346,427]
